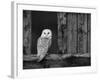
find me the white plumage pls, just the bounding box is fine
[37,29,52,62]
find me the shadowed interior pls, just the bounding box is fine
[31,11,58,54]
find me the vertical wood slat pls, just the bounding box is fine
[77,14,88,54]
[67,13,72,54]
[71,14,77,54]
[23,11,32,55]
[57,12,67,53]
[82,14,87,53]
[67,13,77,54]
[77,14,82,54]
[87,14,91,54]
[62,13,67,53]
[57,13,63,51]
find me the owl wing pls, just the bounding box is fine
[37,37,51,62]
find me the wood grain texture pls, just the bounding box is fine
[57,12,67,53]
[77,14,88,54]
[67,13,77,54]
[57,13,90,56]
[87,14,91,54]
[23,11,32,55]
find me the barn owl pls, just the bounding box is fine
[37,29,52,62]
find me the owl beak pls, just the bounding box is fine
[49,36,52,39]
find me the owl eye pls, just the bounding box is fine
[48,32,49,34]
[44,32,46,34]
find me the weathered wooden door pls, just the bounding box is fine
[57,12,91,56]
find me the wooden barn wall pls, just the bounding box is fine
[23,11,91,56]
[58,13,91,56]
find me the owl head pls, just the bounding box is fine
[41,29,52,39]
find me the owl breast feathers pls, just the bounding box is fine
[37,38,51,50]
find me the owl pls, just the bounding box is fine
[37,29,52,62]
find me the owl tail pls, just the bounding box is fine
[37,54,45,62]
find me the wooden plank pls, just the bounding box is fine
[77,13,88,54]
[71,13,77,54]
[66,13,77,55]
[23,11,32,55]
[57,13,63,51]
[62,13,67,53]
[87,14,91,54]
[77,14,84,54]
[57,12,67,53]
[82,14,87,53]
[67,13,73,54]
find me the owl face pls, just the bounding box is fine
[41,29,52,39]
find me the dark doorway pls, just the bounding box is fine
[31,11,58,54]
